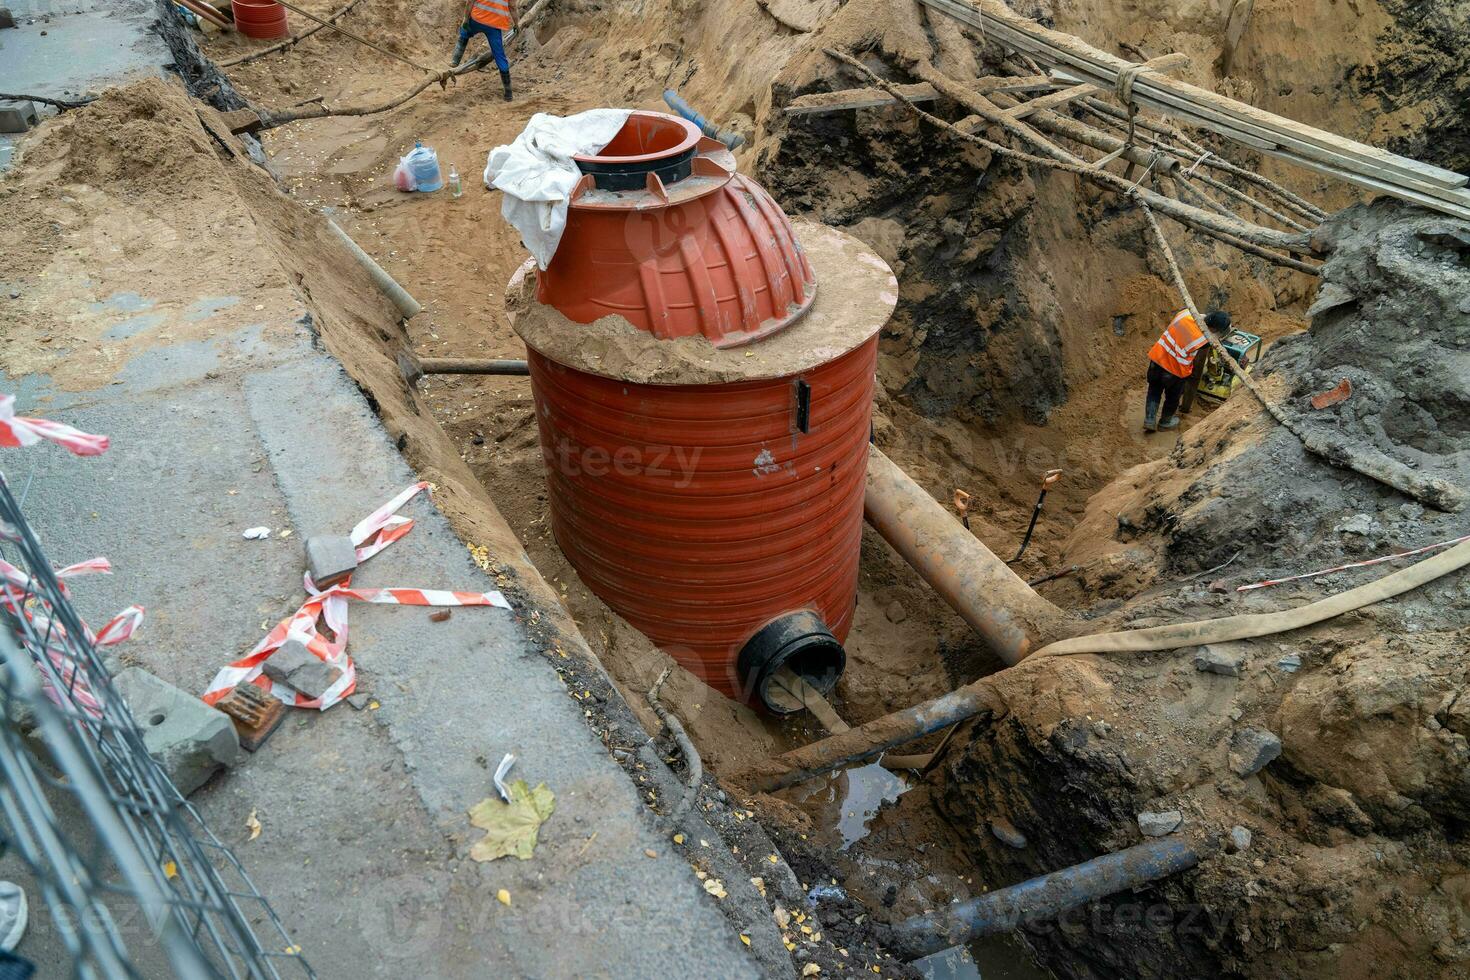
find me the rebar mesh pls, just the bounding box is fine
[0,470,313,979]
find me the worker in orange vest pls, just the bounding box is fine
[450,0,518,102]
[1144,308,1231,432]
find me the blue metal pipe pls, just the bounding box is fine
[888,838,1202,959]
[663,90,745,150]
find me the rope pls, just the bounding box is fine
[1113,62,1156,107]
[217,0,365,68]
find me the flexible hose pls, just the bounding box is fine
[1036,538,1470,657]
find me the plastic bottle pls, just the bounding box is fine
[449,165,463,198]
[406,140,443,193]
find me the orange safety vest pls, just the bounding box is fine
[469,0,510,29]
[1148,309,1209,378]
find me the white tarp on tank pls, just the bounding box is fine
[484,109,633,270]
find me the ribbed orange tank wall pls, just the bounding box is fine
[527,337,878,701]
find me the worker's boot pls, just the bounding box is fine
[1143,398,1159,433]
[500,68,513,102]
[450,34,468,68]
[1158,414,1180,430]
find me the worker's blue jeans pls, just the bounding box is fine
[459,21,508,72]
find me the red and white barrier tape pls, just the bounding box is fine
[204,483,510,711]
[0,394,109,456]
[0,556,143,719]
[1235,532,1470,592]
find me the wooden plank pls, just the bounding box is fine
[785,82,940,115]
[1218,0,1255,75]
[1003,81,1097,120]
[784,75,1058,116]
[919,0,1469,191]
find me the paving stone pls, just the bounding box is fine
[113,667,240,796]
[1137,809,1183,837]
[305,533,357,587]
[1194,645,1245,677]
[262,638,342,699]
[1230,726,1282,777]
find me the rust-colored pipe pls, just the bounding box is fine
[863,447,1072,664]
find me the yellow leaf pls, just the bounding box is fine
[163,861,178,880]
[702,878,727,899]
[785,941,796,952]
[368,699,380,710]
[768,854,779,864]
[284,945,301,955]
[280,529,293,538]
[803,966,821,977]
[468,781,557,862]
[801,925,812,935]
[673,833,685,845]
[497,889,511,907]
[246,808,261,841]
[740,935,751,946]
[773,905,790,928]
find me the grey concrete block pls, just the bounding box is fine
[1137,809,1182,837]
[0,101,39,135]
[305,534,357,588]
[262,639,341,700]
[113,667,241,796]
[1230,726,1282,778]
[1193,645,1245,677]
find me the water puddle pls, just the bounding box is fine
[793,762,910,849]
[915,936,1054,979]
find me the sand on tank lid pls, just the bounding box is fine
[506,221,898,385]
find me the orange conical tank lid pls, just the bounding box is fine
[536,110,816,349]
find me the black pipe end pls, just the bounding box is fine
[575,147,696,192]
[737,611,846,715]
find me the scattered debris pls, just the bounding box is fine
[215,683,287,751]
[492,753,516,803]
[1229,727,1282,777]
[246,809,262,841]
[1136,810,1183,837]
[1193,645,1245,677]
[241,526,271,540]
[1310,377,1353,409]
[1276,653,1302,673]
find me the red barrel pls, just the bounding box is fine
[527,336,877,705]
[232,0,288,39]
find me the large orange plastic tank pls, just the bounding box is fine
[507,111,897,712]
[526,336,878,703]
